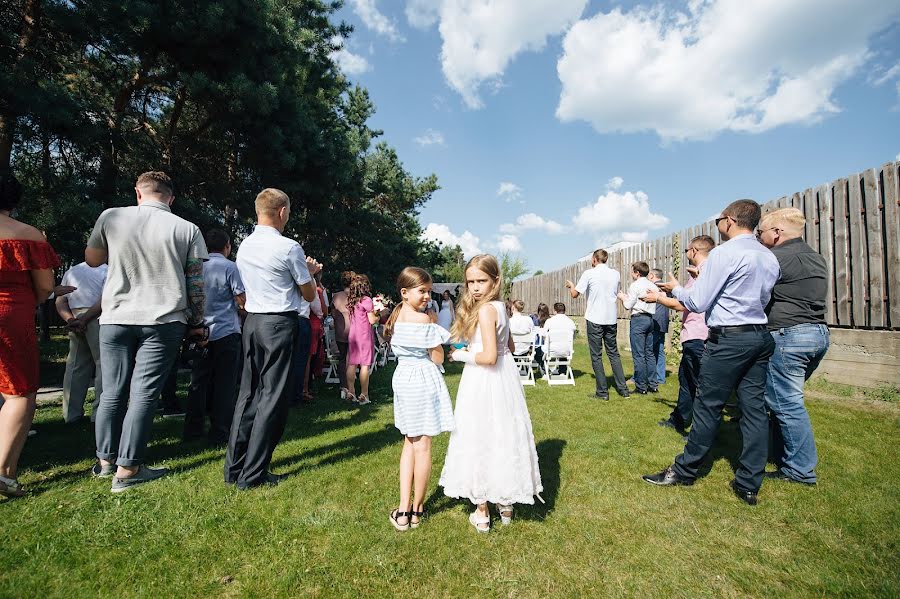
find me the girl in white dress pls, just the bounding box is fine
[384,267,455,531]
[439,254,543,532]
[437,289,455,331]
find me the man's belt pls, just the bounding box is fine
[708,324,767,334]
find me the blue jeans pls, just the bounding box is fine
[765,323,829,483]
[629,315,656,392]
[652,330,666,385]
[95,322,186,466]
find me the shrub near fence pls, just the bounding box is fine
[511,159,900,386]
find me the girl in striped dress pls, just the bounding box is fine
[384,267,455,531]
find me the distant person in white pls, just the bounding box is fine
[565,249,629,400]
[543,302,576,358]
[55,262,107,423]
[618,261,659,394]
[508,299,534,355]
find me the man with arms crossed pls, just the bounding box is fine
[642,200,779,506]
[86,171,208,492]
[565,249,630,400]
[757,208,829,486]
[225,188,321,490]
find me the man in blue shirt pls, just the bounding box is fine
[642,199,780,505]
[184,230,246,446]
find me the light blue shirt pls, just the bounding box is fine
[672,233,780,327]
[203,253,244,342]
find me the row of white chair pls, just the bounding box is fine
[511,328,575,387]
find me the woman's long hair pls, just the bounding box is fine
[347,273,371,312]
[451,254,502,344]
[384,267,433,340]
[536,302,550,327]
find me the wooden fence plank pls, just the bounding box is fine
[883,162,900,328]
[832,178,851,325]
[848,173,868,326]
[802,187,817,251]
[817,183,836,325]
[863,169,886,327]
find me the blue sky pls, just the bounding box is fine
[332,0,900,274]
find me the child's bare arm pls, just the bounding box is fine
[429,345,444,365]
[474,305,498,365]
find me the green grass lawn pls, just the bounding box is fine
[3,337,899,598]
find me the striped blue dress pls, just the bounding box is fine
[390,323,455,437]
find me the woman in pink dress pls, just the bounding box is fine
[346,274,378,405]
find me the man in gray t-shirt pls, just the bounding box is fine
[86,171,208,492]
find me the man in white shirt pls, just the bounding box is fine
[225,188,321,490]
[544,303,576,363]
[55,262,107,423]
[508,299,534,355]
[618,261,659,394]
[565,249,629,400]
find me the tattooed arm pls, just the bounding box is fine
[184,258,206,329]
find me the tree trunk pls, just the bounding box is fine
[1,0,44,170]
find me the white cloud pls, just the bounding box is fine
[497,182,523,203]
[421,223,482,258]
[556,1,900,141]
[606,176,624,191]
[495,234,523,253]
[350,0,405,42]
[499,213,565,235]
[414,129,446,147]
[573,180,669,246]
[331,46,372,75]
[408,0,587,108]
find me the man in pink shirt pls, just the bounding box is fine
[643,235,715,436]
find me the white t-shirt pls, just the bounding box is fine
[508,312,535,354]
[236,225,311,314]
[622,277,658,316]
[544,313,576,356]
[575,264,620,325]
[60,263,108,310]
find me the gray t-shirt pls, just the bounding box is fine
[87,200,208,325]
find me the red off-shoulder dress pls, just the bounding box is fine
[0,239,60,395]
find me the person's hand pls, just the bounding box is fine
[616,291,628,302]
[65,317,85,333]
[686,265,699,278]
[305,256,322,276]
[641,290,661,304]
[564,279,574,289]
[656,273,679,292]
[55,285,77,297]
[187,326,209,342]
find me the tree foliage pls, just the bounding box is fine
[499,252,529,299]
[1,0,441,292]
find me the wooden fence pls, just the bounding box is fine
[511,159,900,330]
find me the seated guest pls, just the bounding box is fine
[55,260,107,423]
[531,302,551,373]
[757,208,829,486]
[508,299,534,355]
[617,261,658,394]
[544,303,576,371]
[184,229,245,446]
[647,268,669,386]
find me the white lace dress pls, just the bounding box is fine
[439,301,543,505]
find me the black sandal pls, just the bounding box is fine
[410,508,426,529]
[390,508,411,531]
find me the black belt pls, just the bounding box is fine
[708,324,767,334]
[631,313,652,318]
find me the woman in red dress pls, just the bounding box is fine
[0,173,62,498]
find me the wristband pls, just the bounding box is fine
[451,349,475,365]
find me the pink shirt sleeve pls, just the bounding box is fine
[361,296,374,312]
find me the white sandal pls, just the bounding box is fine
[497,504,513,525]
[357,394,371,405]
[469,511,491,533]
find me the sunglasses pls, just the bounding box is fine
[715,215,730,226]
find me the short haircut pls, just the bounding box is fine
[255,188,290,217]
[650,268,663,279]
[205,229,230,253]
[0,171,23,211]
[632,261,650,277]
[723,199,762,230]
[760,207,805,232]
[690,235,715,254]
[512,299,525,312]
[592,249,609,263]
[135,171,174,196]
[553,302,566,313]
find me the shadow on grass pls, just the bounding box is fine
[272,424,398,475]
[696,417,742,479]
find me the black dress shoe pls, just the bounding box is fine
[265,471,287,485]
[591,393,610,401]
[763,470,816,486]
[648,387,659,393]
[730,480,758,505]
[636,390,649,395]
[642,466,694,486]
[617,389,631,398]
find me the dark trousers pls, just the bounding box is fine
[184,333,242,444]
[337,340,349,389]
[160,349,182,412]
[672,328,775,492]
[586,321,628,396]
[225,313,298,486]
[629,314,656,392]
[669,339,705,431]
[292,317,312,403]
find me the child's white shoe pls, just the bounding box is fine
[469,511,491,533]
[498,504,513,525]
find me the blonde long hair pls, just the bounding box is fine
[451,254,503,343]
[384,266,433,340]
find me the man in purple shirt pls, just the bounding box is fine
[644,235,715,437]
[642,200,780,506]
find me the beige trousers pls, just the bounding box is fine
[62,308,102,423]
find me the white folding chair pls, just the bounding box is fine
[322,326,341,385]
[543,328,575,386]
[511,333,536,386]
